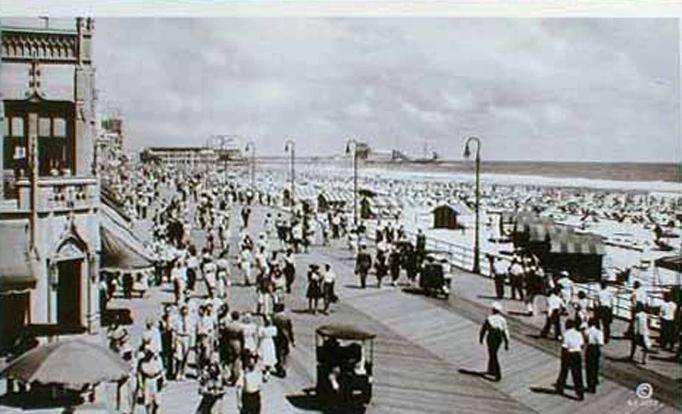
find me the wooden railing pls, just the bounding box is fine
[364,219,663,327]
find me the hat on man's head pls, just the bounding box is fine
[491,301,504,313]
[110,326,128,343]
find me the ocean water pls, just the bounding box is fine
[260,158,679,182]
[258,159,681,193]
[369,161,681,184]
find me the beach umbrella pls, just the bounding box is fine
[0,338,129,387]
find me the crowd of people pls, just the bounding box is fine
[482,248,681,401]
[94,159,682,412]
[101,166,306,414]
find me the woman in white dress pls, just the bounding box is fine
[258,317,278,381]
[202,257,217,298]
[241,247,253,286]
[241,315,259,356]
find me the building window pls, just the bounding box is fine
[53,118,66,137]
[12,117,24,137]
[39,117,51,137]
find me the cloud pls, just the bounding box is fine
[5,17,678,162]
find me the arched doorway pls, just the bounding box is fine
[50,236,90,330]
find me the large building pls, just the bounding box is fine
[140,146,219,167]
[0,18,101,353]
[96,116,125,173]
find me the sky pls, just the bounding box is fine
[2,18,680,162]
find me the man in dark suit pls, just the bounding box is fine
[273,308,295,377]
[415,229,426,266]
[221,311,244,384]
[355,244,373,289]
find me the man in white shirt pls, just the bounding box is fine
[174,304,194,379]
[488,255,507,300]
[479,302,510,382]
[237,353,263,413]
[659,292,677,351]
[507,254,525,301]
[585,317,604,393]
[322,264,337,314]
[625,281,648,338]
[541,288,564,340]
[629,303,650,365]
[595,282,614,343]
[555,319,584,400]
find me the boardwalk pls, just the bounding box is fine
[11,203,673,414]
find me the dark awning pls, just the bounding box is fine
[100,204,155,273]
[655,255,682,272]
[0,220,36,293]
[316,324,376,340]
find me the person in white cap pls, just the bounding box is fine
[479,302,510,381]
[557,271,573,307]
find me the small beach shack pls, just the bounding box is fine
[432,203,470,230]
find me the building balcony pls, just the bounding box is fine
[14,176,99,214]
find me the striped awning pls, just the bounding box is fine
[369,195,397,208]
[550,234,605,255]
[320,189,354,204]
[293,185,319,201]
[526,223,572,242]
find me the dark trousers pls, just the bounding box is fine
[358,272,367,288]
[541,310,561,339]
[629,334,649,363]
[585,344,600,392]
[596,306,612,343]
[161,333,174,377]
[390,266,400,282]
[556,349,584,399]
[187,268,197,292]
[510,276,524,300]
[660,319,675,350]
[486,335,502,380]
[274,338,290,377]
[494,276,506,299]
[284,270,295,294]
[241,391,261,414]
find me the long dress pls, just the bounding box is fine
[306,271,322,299]
[242,322,258,354]
[258,325,278,369]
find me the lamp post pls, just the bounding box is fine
[345,139,358,227]
[284,139,295,212]
[244,141,255,193]
[209,134,241,183]
[463,136,481,274]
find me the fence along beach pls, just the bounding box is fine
[240,158,681,317]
